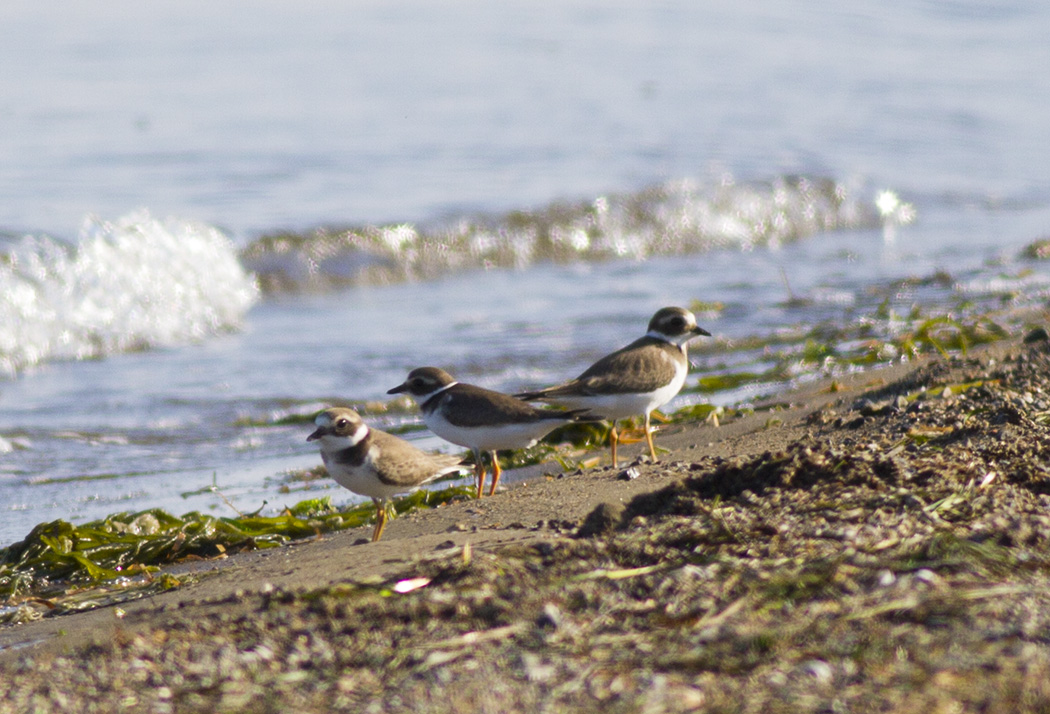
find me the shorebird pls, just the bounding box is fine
[388,367,594,497]
[516,306,710,467]
[307,407,465,542]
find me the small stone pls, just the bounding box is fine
[803,659,834,683]
[535,602,562,630]
[618,467,641,481]
[856,398,877,415]
[914,568,939,585]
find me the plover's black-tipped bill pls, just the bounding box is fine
[387,382,407,395]
[695,325,711,337]
[307,427,326,442]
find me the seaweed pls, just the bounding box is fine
[0,486,473,617]
[684,303,1013,408]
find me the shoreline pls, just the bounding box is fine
[4,327,1050,711]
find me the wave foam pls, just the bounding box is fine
[0,211,259,376]
[242,174,883,293]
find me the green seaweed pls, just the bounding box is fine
[691,372,766,394]
[1022,238,1050,260]
[0,486,473,609]
[667,403,751,425]
[685,305,1013,406]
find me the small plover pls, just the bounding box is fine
[516,306,710,466]
[307,407,465,542]
[388,367,593,497]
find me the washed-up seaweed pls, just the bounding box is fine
[0,487,473,621]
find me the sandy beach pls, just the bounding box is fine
[4,325,1050,712]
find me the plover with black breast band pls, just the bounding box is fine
[307,407,466,542]
[388,367,596,497]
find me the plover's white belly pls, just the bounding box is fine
[423,413,559,451]
[551,366,686,420]
[322,450,416,500]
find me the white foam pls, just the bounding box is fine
[241,174,882,293]
[0,210,258,376]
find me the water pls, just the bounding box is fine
[1,1,1049,547]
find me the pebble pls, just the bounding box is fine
[618,467,641,481]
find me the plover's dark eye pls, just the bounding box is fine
[336,418,348,428]
[670,317,684,328]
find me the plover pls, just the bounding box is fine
[516,306,710,466]
[388,367,594,497]
[307,407,465,542]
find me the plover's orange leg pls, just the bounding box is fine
[371,498,388,542]
[488,451,502,496]
[643,412,659,462]
[610,420,619,468]
[615,427,645,445]
[472,449,487,498]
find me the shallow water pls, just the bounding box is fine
[1,1,1049,547]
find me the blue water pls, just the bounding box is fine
[1,1,1048,547]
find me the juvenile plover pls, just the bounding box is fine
[307,407,465,542]
[516,306,710,466]
[388,367,593,497]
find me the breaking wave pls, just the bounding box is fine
[0,175,904,375]
[241,174,889,293]
[0,211,259,377]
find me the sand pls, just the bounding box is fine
[3,330,1050,712]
